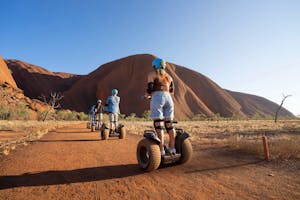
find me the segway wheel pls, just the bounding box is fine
[137,139,161,172]
[179,139,193,164]
[86,122,91,129]
[119,127,126,139]
[91,125,95,132]
[102,129,109,140]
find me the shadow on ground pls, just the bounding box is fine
[34,139,101,143]
[0,164,141,189]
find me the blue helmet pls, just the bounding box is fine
[152,58,166,70]
[112,88,118,95]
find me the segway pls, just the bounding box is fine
[90,115,97,132]
[100,123,126,140]
[86,121,91,129]
[136,123,193,172]
[86,115,92,129]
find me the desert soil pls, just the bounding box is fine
[0,123,299,200]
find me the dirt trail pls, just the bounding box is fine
[0,123,299,200]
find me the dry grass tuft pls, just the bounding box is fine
[121,120,300,160]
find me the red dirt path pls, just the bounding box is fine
[0,123,299,200]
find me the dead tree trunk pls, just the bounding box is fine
[274,94,291,123]
[40,92,64,121]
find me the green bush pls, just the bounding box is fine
[78,112,89,121]
[191,114,207,121]
[14,105,30,120]
[142,110,151,119]
[54,110,77,121]
[0,105,11,120]
[0,104,30,120]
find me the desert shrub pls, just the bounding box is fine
[0,104,30,120]
[13,105,30,120]
[250,112,263,120]
[212,113,228,121]
[122,113,147,121]
[54,110,77,121]
[37,110,54,121]
[230,113,248,121]
[191,114,207,121]
[37,111,46,121]
[228,135,300,160]
[125,113,137,121]
[77,112,89,121]
[142,110,151,119]
[0,105,11,120]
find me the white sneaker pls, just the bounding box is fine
[169,148,176,155]
[161,149,165,156]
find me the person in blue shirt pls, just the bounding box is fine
[105,89,120,132]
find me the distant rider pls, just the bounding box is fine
[105,89,120,134]
[145,58,176,156]
[89,104,97,126]
[95,99,103,127]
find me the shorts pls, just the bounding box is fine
[150,91,174,119]
[96,113,103,121]
[109,113,118,123]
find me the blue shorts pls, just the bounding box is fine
[150,91,174,119]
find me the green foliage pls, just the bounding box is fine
[78,112,89,121]
[37,111,47,121]
[142,110,151,119]
[55,110,77,121]
[0,105,11,120]
[230,113,246,120]
[125,113,137,121]
[0,104,30,120]
[191,114,207,121]
[13,105,30,120]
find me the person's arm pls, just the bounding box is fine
[168,74,174,94]
[118,97,121,114]
[169,80,174,94]
[144,72,156,98]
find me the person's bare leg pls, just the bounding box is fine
[154,119,165,155]
[165,117,176,154]
[115,113,118,131]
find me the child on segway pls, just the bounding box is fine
[145,58,176,156]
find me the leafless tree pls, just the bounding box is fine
[274,93,291,123]
[40,92,64,121]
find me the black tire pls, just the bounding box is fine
[136,139,161,172]
[103,129,109,140]
[179,139,193,164]
[91,125,95,132]
[119,127,126,139]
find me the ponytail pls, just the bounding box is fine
[156,69,166,76]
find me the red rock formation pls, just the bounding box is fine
[0,56,17,88]
[6,54,294,119]
[6,59,81,99]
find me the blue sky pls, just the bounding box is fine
[0,0,299,115]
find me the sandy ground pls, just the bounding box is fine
[0,123,299,200]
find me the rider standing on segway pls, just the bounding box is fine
[146,58,176,156]
[95,99,103,127]
[105,89,120,134]
[89,105,97,124]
